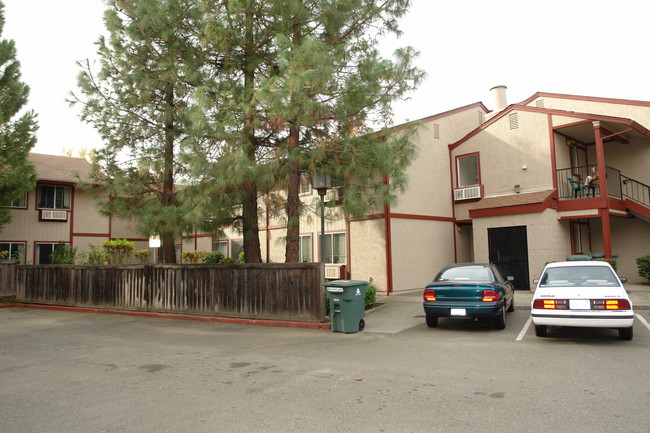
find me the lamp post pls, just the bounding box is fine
[312,173,332,263]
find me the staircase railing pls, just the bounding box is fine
[621,175,650,207]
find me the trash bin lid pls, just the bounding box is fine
[324,279,368,287]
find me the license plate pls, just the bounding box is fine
[450,308,466,316]
[569,299,591,310]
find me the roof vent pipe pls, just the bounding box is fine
[490,85,508,112]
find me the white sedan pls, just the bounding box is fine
[531,261,634,340]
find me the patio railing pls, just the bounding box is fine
[556,165,621,200]
[621,175,650,207]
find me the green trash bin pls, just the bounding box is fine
[566,254,593,261]
[325,280,367,333]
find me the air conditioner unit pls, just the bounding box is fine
[325,266,341,279]
[40,210,68,221]
[324,188,339,203]
[453,186,481,201]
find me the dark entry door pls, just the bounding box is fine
[488,226,529,290]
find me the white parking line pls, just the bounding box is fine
[516,316,532,341]
[636,314,650,332]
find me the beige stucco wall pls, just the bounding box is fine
[393,107,486,217]
[349,219,386,293]
[528,95,650,130]
[72,189,109,235]
[390,218,455,292]
[586,216,650,284]
[472,209,571,290]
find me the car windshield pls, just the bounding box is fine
[539,266,620,287]
[437,267,493,283]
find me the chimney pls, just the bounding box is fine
[490,85,508,112]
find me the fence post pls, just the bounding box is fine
[0,260,19,298]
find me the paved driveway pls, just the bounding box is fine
[2,305,649,433]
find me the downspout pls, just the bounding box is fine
[384,176,393,295]
[592,121,612,258]
[449,145,458,262]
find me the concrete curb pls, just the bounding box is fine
[0,303,331,330]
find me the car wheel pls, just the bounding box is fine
[507,296,515,312]
[425,314,439,328]
[535,324,547,337]
[619,326,633,341]
[495,305,506,329]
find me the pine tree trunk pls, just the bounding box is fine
[285,125,301,263]
[240,3,262,263]
[162,85,177,263]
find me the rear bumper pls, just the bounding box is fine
[531,310,634,328]
[424,301,503,319]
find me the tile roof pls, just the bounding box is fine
[470,190,555,211]
[28,153,93,184]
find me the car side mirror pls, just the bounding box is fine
[620,277,628,284]
[507,276,514,282]
[533,278,539,284]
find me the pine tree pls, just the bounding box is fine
[71,0,206,263]
[0,1,37,228]
[258,0,424,262]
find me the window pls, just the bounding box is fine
[457,153,480,188]
[36,243,58,264]
[299,172,311,195]
[38,185,71,209]
[320,232,346,264]
[231,239,243,260]
[3,193,27,208]
[0,242,25,262]
[213,241,228,256]
[299,235,312,263]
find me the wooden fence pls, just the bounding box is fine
[13,263,325,322]
[0,260,19,297]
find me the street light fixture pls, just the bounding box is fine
[312,172,332,263]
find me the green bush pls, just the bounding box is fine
[133,249,151,264]
[365,284,377,308]
[102,239,135,264]
[0,251,9,260]
[203,251,225,263]
[636,255,650,283]
[50,243,77,264]
[181,250,208,264]
[86,244,108,265]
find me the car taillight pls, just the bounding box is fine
[423,289,436,302]
[593,299,631,310]
[482,290,500,302]
[533,299,568,309]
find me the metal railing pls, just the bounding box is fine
[622,175,650,207]
[556,165,621,200]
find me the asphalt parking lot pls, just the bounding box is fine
[2,293,650,433]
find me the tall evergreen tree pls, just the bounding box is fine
[187,0,422,263]
[0,1,37,228]
[258,0,424,262]
[72,0,205,263]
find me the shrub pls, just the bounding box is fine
[50,243,77,264]
[203,251,225,264]
[86,244,108,265]
[365,284,377,308]
[637,255,650,283]
[102,239,135,264]
[181,250,208,264]
[238,252,245,264]
[0,251,9,260]
[133,249,152,264]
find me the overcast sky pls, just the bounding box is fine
[3,0,650,156]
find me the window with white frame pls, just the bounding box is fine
[3,193,27,208]
[35,243,60,264]
[299,235,311,263]
[37,185,71,209]
[320,232,346,264]
[213,241,228,256]
[0,242,25,262]
[457,153,480,187]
